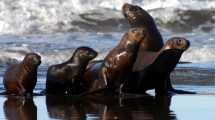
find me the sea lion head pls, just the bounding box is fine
[122,3,152,27]
[165,37,190,51]
[73,46,98,61]
[23,53,41,69]
[126,27,147,44]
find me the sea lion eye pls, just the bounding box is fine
[86,51,91,55]
[176,39,183,45]
[83,51,91,56]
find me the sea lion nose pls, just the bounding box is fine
[38,56,41,59]
[185,40,190,48]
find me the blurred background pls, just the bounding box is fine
[0,0,215,34]
[0,0,214,66]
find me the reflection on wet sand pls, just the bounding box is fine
[46,95,87,120]
[3,96,37,120]
[2,94,177,119]
[87,95,176,120]
[86,95,132,120]
[45,94,177,120]
[121,95,176,120]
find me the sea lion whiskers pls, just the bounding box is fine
[126,11,136,20]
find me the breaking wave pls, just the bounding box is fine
[0,0,215,34]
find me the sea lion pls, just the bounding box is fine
[3,53,41,95]
[45,46,97,95]
[122,3,164,52]
[123,3,194,94]
[80,27,146,96]
[121,37,196,95]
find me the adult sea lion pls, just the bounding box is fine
[45,46,97,95]
[81,27,147,96]
[88,3,163,66]
[122,3,164,52]
[122,3,194,94]
[121,37,196,95]
[3,53,41,95]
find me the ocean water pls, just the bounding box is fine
[0,0,214,120]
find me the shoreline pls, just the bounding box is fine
[0,92,215,120]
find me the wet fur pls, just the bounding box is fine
[80,28,146,96]
[45,46,97,95]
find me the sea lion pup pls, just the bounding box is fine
[122,3,194,94]
[80,27,147,96]
[121,37,196,95]
[45,46,97,95]
[3,53,41,96]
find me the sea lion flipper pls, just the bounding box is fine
[170,89,197,94]
[79,86,108,97]
[79,66,109,96]
[155,83,174,95]
[17,80,26,95]
[154,76,175,95]
[99,67,108,88]
[166,77,196,94]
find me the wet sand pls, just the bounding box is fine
[0,64,215,120]
[0,86,215,120]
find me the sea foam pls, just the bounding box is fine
[0,0,215,34]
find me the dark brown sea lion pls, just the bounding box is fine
[122,3,195,94]
[80,27,146,96]
[3,53,41,95]
[122,3,164,52]
[45,46,97,95]
[121,37,196,95]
